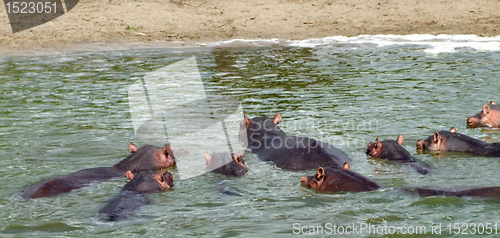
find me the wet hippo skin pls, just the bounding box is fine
[21,143,176,199]
[467,101,500,128]
[301,167,500,198]
[204,151,248,177]
[416,127,500,157]
[99,170,173,221]
[367,135,433,175]
[301,167,383,192]
[240,113,352,171]
[399,187,500,197]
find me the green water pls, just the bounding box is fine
[1,44,500,237]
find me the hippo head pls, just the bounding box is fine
[300,167,382,192]
[204,151,248,177]
[467,101,500,128]
[239,113,282,142]
[114,143,176,173]
[416,127,457,151]
[123,170,174,193]
[366,135,409,161]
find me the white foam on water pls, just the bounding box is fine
[287,34,500,54]
[3,34,500,57]
[205,34,500,55]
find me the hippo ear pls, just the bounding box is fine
[449,127,457,133]
[483,104,491,115]
[396,135,404,145]
[163,144,174,156]
[244,115,252,127]
[163,144,174,155]
[490,101,497,105]
[232,153,243,163]
[433,131,440,143]
[342,162,350,170]
[374,138,382,149]
[233,151,243,162]
[129,143,138,153]
[317,167,325,177]
[203,152,212,169]
[272,113,282,124]
[204,152,212,164]
[126,170,135,180]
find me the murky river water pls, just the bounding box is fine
[1,37,500,237]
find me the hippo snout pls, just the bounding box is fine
[467,117,476,128]
[300,175,308,184]
[416,139,425,149]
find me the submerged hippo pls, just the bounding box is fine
[204,151,248,177]
[301,167,382,192]
[467,101,500,128]
[21,143,176,199]
[99,170,173,221]
[416,127,500,157]
[366,135,433,175]
[240,113,351,171]
[301,167,500,198]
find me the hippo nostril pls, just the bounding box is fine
[467,118,475,126]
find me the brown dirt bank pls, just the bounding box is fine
[1,0,500,54]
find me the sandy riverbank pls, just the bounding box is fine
[1,0,500,54]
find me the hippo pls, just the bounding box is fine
[98,170,173,221]
[400,187,500,197]
[416,127,500,157]
[204,151,248,177]
[240,113,352,171]
[300,167,382,192]
[467,101,500,128]
[366,135,433,174]
[21,143,176,199]
[301,167,500,198]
